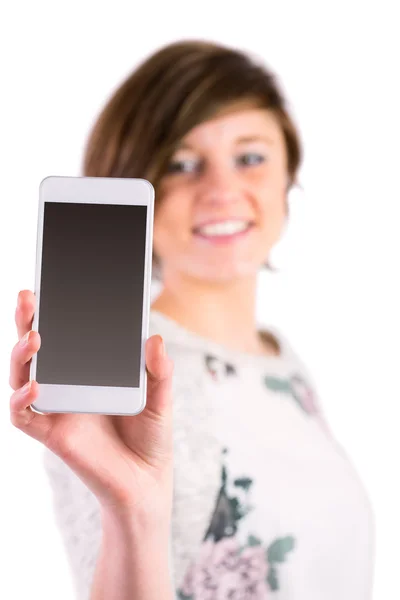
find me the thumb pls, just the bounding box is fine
[145,335,174,415]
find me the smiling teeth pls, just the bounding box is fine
[197,220,250,236]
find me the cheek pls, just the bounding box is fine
[254,180,287,243]
[268,194,287,236]
[262,204,286,251]
[248,160,286,193]
[153,192,191,254]
[253,171,287,215]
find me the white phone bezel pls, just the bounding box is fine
[30,176,154,416]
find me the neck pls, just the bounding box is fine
[151,269,266,355]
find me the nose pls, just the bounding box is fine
[196,162,241,207]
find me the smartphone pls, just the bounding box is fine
[30,176,154,416]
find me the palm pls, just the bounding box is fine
[41,380,172,509]
[12,291,173,510]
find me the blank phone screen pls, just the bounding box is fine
[36,202,147,388]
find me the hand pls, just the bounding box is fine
[9,290,174,518]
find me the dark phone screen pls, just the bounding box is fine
[36,202,147,387]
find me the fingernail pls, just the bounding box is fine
[21,381,32,395]
[21,331,31,346]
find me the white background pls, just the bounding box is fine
[1,1,399,598]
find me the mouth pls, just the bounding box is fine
[192,219,255,243]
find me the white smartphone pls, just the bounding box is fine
[30,176,154,416]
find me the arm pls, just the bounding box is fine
[91,506,173,600]
[10,291,175,600]
[44,448,175,600]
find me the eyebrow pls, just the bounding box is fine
[175,135,275,151]
[235,135,275,145]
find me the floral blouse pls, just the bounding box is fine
[43,310,375,599]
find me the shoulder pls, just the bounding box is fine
[264,325,330,423]
[264,324,315,376]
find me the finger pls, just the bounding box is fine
[10,380,53,444]
[15,290,36,340]
[9,330,41,391]
[145,335,174,416]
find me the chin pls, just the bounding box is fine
[181,258,262,282]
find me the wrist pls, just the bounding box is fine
[100,495,172,545]
[99,464,173,530]
[91,497,173,600]
[100,504,171,573]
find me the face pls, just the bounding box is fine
[153,106,289,283]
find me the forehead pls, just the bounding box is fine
[179,108,283,149]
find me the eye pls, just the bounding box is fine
[166,158,201,174]
[236,152,266,167]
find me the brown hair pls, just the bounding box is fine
[83,39,303,272]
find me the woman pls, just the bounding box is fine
[9,40,374,599]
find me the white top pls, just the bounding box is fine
[43,310,375,599]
